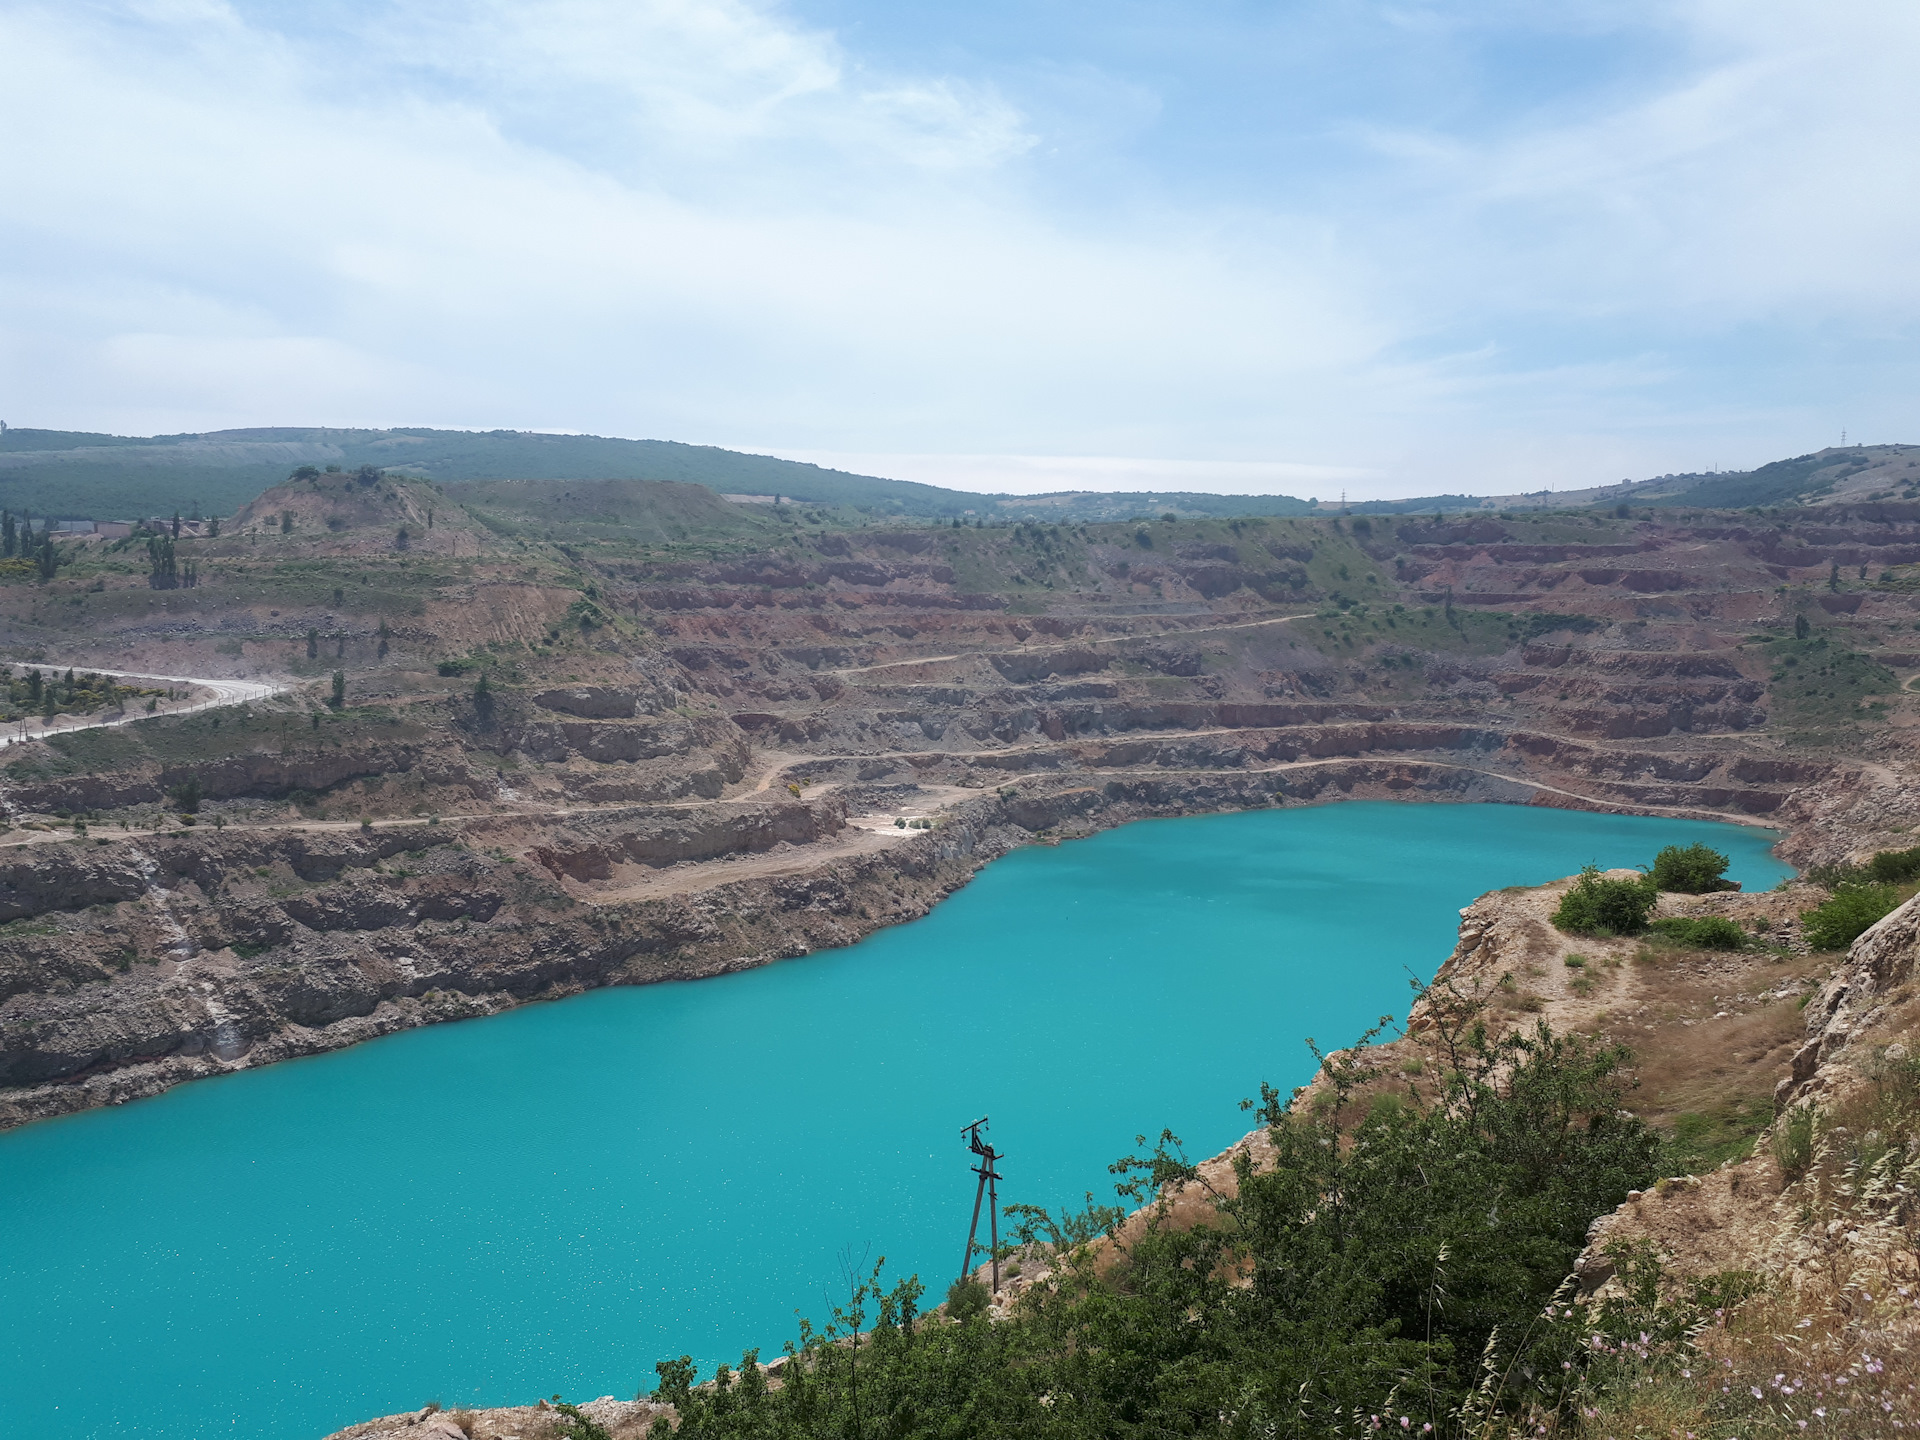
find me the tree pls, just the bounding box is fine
[376,618,390,659]
[1,510,14,558]
[34,532,60,581]
[1795,612,1811,640]
[280,510,294,534]
[1552,864,1658,936]
[306,628,319,660]
[1829,561,1842,592]
[290,465,320,481]
[328,671,346,709]
[395,526,410,551]
[168,775,203,814]
[1649,843,1734,893]
[147,536,178,589]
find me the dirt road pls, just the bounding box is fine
[0,665,285,751]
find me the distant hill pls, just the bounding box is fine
[0,427,991,521]
[1346,445,1920,515]
[3,424,1911,525]
[0,425,1322,523]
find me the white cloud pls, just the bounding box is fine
[0,0,1916,497]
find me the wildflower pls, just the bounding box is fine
[1754,1388,1765,1399]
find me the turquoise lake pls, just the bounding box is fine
[0,801,1794,1438]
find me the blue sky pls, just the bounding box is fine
[2,0,1916,497]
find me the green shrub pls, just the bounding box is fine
[1866,844,1920,884]
[944,1276,988,1321]
[1808,844,1920,887]
[1648,842,1735,893]
[1647,916,1745,950]
[1553,865,1659,936]
[1802,882,1902,950]
[168,774,203,814]
[652,1016,1657,1437]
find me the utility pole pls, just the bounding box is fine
[959,1117,1004,1294]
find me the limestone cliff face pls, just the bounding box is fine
[1779,892,1920,1106]
[0,760,1597,1132]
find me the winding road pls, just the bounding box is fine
[0,666,285,750]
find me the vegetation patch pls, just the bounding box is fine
[1553,865,1659,936]
[651,1013,1659,1438]
[1646,915,1745,950]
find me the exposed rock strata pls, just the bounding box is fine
[0,766,1585,1131]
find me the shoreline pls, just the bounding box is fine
[0,755,1840,1133]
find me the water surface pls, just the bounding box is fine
[0,802,1792,1438]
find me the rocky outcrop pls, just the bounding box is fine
[1778,893,1920,1106]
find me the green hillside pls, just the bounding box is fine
[1648,449,1867,508]
[0,426,1328,523]
[0,427,987,520]
[7,424,1899,527]
[448,477,780,546]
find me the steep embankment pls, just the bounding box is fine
[0,763,1588,1131]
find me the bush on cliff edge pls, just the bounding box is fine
[1552,865,1659,937]
[1649,843,1735,894]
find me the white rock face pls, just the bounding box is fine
[1779,893,1920,1105]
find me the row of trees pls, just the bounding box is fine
[290,463,383,485]
[146,535,199,589]
[0,667,139,722]
[1,511,65,580]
